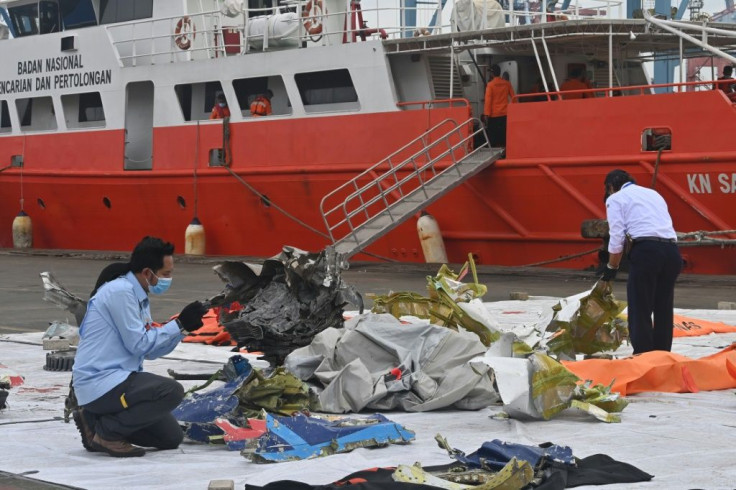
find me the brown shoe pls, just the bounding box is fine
[72,408,97,452]
[90,434,145,458]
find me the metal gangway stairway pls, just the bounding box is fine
[319,117,503,259]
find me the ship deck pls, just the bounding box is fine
[384,18,736,61]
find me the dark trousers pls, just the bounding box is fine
[627,241,682,354]
[83,372,184,449]
[486,116,507,147]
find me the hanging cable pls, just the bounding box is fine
[221,165,396,262]
[193,121,200,218]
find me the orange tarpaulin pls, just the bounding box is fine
[672,314,736,337]
[562,345,736,396]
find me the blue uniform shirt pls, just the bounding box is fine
[72,271,183,405]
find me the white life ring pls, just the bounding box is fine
[174,16,196,50]
[302,0,324,36]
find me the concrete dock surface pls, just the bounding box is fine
[1,248,735,335]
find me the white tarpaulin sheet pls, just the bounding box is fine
[1,302,735,489]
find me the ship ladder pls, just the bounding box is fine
[320,118,503,259]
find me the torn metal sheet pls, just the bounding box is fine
[435,434,575,471]
[39,272,87,326]
[42,321,79,346]
[248,412,414,463]
[371,258,500,346]
[472,352,627,422]
[392,458,534,489]
[542,282,628,359]
[211,246,363,366]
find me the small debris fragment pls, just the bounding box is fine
[509,291,529,300]
[207,480,234,490]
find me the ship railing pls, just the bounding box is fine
[102,1,625,66]
[513,78,733,102]
[320,115,487,248]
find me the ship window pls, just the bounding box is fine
[232,76,292,117]
[1,101,11,133]
[8,4,39,37]
[99,0,153,25]
[642,127,672,151]
[16,96,57,131]
[39,1,60,34]
[295,69,359,113]
[61,92,105,128]
[175,81,225,121]
[60,0,97,30]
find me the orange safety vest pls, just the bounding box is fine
[250,96,272,117]
[483,77,515,117]
[210,105,231,120]
[559,78,591,99]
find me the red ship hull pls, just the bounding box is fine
[2,94,735,274]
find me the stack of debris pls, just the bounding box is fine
[208,246,363,366]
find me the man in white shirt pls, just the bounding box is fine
[601,170,682,354]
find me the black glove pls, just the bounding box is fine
[177,301,208,332]
[600,265,618,282]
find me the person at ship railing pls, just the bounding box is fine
[71,237,209,457]
[210,92,231,120]
[559,67,592,100]
[250,89,273,117]
[600,170,682,355]
[482,64,514,149]
[713,65,735,95]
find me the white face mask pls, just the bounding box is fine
[218,102,226,108]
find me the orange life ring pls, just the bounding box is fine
[302,0,324,36]
[174,16,196,50]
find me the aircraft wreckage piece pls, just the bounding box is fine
[247,412,415,463]
[475,352,628,422]
[39,272,87,326]
[371,257,501,346]
[208,246,363,366]
[542,281,628,359]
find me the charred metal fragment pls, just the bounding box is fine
[211,246,363,366]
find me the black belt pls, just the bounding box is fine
[632,236,676,243]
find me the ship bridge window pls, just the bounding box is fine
[233,76,292,117]
[39,1,60,34]
[175,81,226,121]
[295,69,359,113]
[642,127,672,152]
[16,96,57,131]
[1,101,11,133]
[99,0,153,25]
[8,4,39,37]
[62,92,105,128]
[60,0,97,29]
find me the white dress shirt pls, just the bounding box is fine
[606,182,677,254]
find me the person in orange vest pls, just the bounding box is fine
[250,89,273,117]
[482,64,515,148]
[713,65,735,94]
[209,93,231,119]
[560,67,592,100]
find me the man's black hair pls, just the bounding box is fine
[129,236,175,273]
[724,65,733,77]
[491,64,501,77]
[604,169,636,193]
